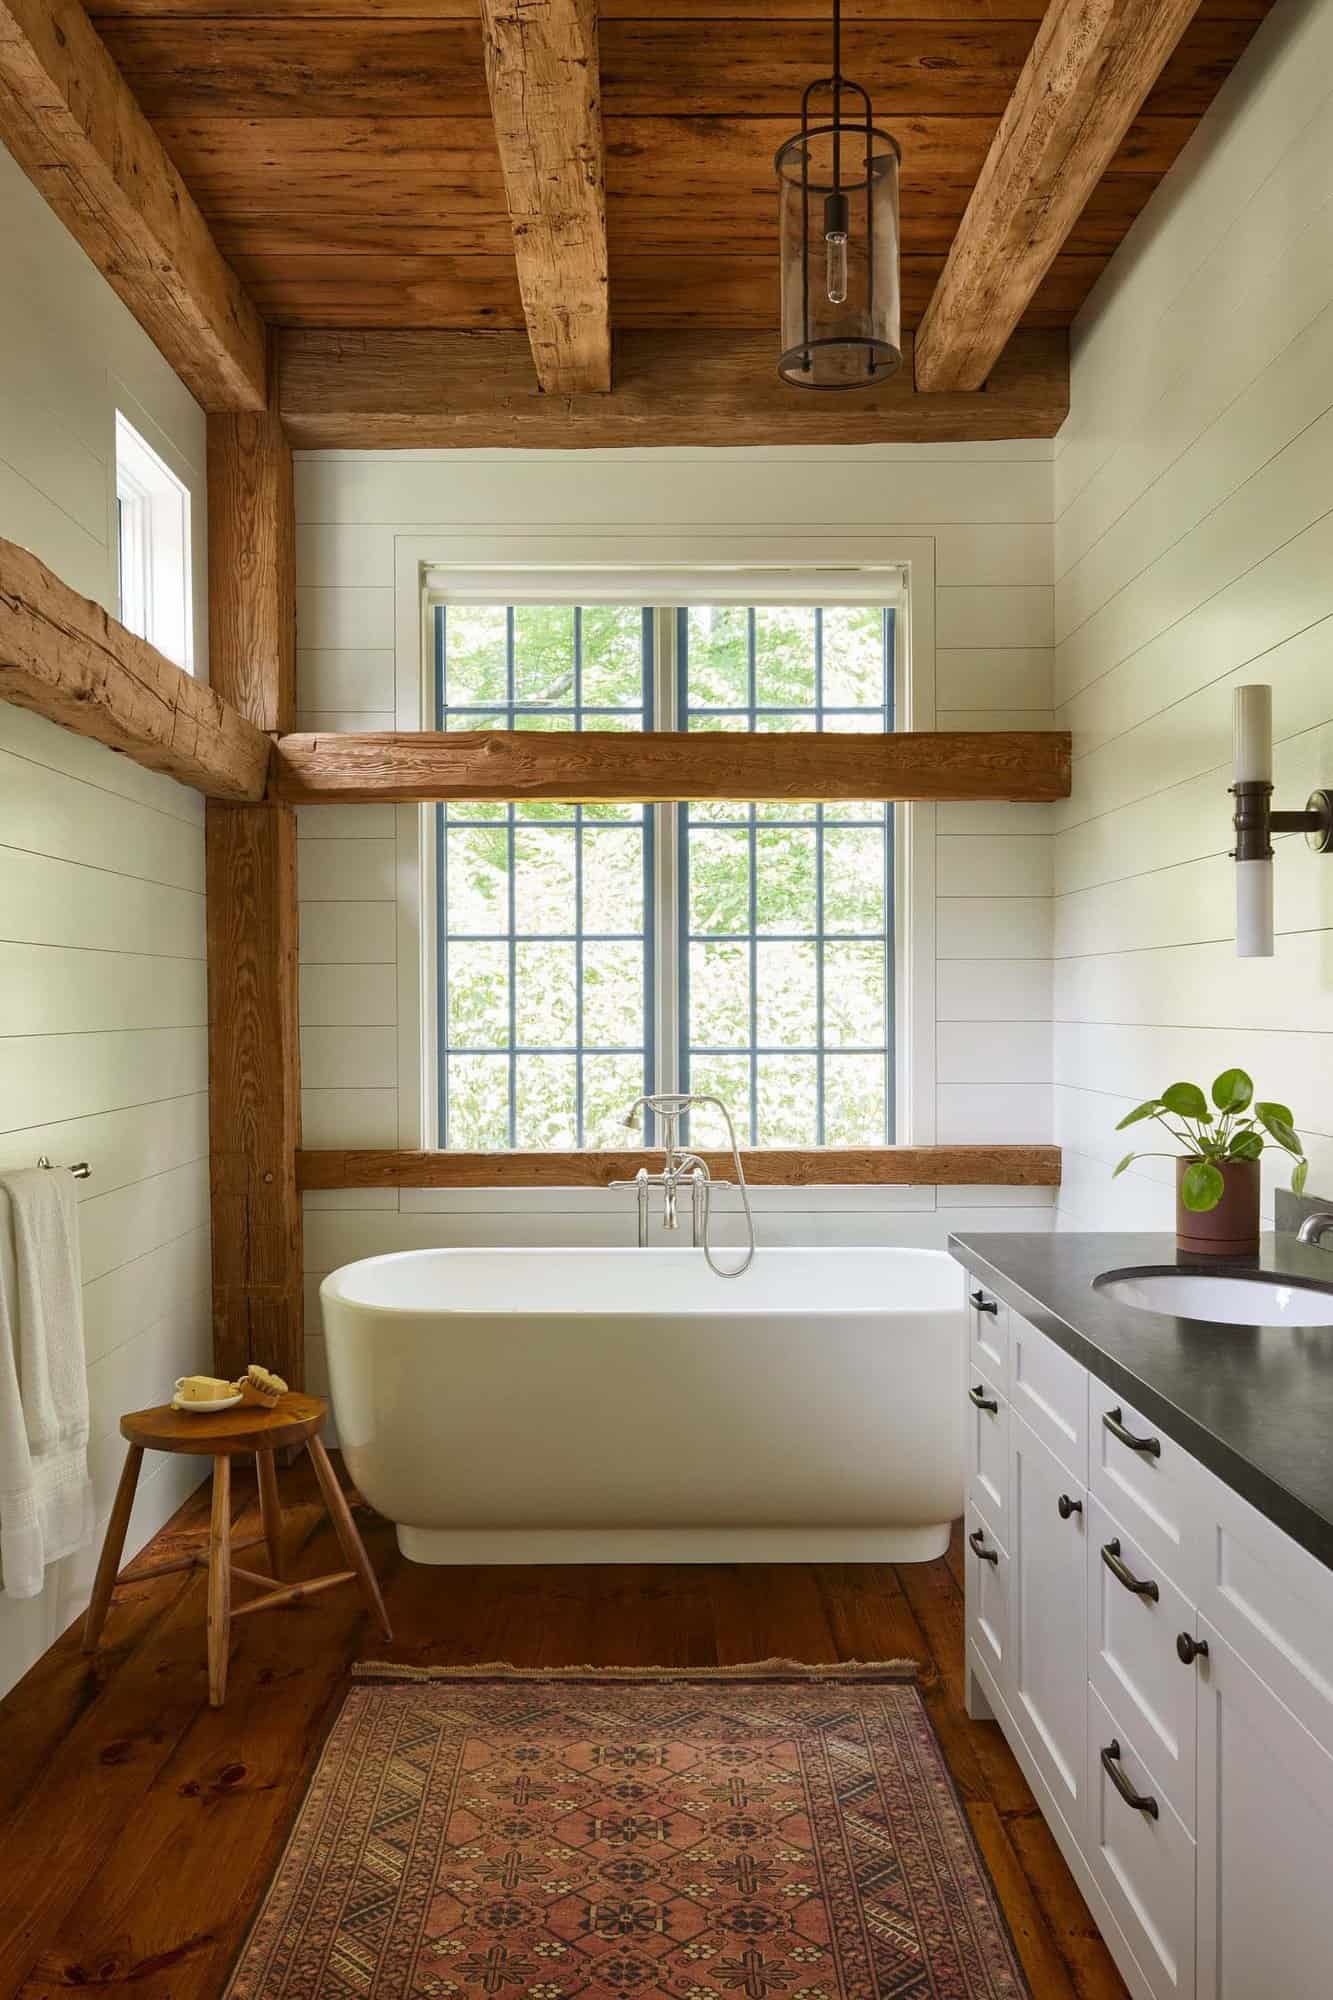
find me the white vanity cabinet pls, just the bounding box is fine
[960,1281,1333,2000]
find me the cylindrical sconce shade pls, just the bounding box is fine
[1232,683,1275,956]
[1235,858,1275,958]
[776,121,901,389]
[1233,684,1273,785]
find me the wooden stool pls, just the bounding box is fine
[83,1394,392,1706]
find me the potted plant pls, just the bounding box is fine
[1113,1068,1307,1257]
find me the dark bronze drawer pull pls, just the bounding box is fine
[968,1528,999,1566]
[1103,1407,1161,1457]
[1101,1740,1159,1819]
[970,1289,999,1316]
[1101,1539,1160,1601]
[1057,1493,1083,1520]
[1177,1632,1209,1666]
[968,1384,999,1413]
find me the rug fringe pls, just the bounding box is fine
[351,1658,918,1684]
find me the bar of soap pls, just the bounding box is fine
[176,1375,236,1403]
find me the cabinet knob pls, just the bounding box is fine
[1177,1631,1209,1667]
[1057,1493,1083,1520]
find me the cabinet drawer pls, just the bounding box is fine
[1086,1685,1196,2000]
[967,1283,1009,1390]
[1193,1458,1333,1762]
[966,1375,1009,1541]
[965,1502,1010,1688]
[1089,1387,1203,1598]
[1087,1498,1197,1833]
[1010,1312,1089,1484]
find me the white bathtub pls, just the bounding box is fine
[320,1246,966,1564]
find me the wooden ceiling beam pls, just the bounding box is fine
[0,536,270,800]
[277,326,1068,448]
[479,0,610,393]
[297,1147,1064,1191]
[271,727,1071,807]
[0,0,266,412]
[914,0,1205,393]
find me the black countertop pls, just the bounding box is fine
[948,1231,1333,1573]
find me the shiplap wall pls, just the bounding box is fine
[294,446,1058,1395]
[0,148,210,1696]
[1053,0,1333,1229]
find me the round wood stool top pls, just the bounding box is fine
[120,1393,328,1456]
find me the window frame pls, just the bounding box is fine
[114,411,194,673]
[391,530,938,1197]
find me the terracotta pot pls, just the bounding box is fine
[1175,1156,1260,1258]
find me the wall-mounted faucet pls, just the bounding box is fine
[613,1091,755,1277]
[1297,1211,1333,1250]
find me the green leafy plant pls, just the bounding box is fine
[1113,1069,1307,1212]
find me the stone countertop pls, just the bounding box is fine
[948,1230,1333,1572]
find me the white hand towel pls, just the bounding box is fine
[0,1168,95,1598]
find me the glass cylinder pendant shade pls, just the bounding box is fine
[776,109,901,390]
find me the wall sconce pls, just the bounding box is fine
[1231,684,1332,957]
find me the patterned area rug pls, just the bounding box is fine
[226,1663,1029,1999]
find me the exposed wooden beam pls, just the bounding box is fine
[272,727,1071,807]
[297,1147,1062,1191]
[277,327,1068,449]
[205,393,303,1391]
[207,411,296,735]
[914,0,1203,392]
[0,0,267,411]
[478,0,610,393]
[0,536,269,798]
[206,802,304,1388]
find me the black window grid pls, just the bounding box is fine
[434,607,654,1149]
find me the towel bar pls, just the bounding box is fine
[36,1156,91,1179]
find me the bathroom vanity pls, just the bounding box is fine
[950,1230,1333,2000]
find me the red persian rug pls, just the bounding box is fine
[226,1663,1029,1999]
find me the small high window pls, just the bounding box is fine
[115,413,192,671]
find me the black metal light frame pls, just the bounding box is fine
[774,0,901,390]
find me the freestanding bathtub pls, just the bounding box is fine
[320,1246,966,1564]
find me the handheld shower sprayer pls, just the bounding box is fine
[622,1091,756,1278]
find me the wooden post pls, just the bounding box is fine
[205,402,304,1389]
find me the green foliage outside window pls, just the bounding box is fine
[435,601,894,1152]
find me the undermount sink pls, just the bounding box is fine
[1095,1269,1333,1328]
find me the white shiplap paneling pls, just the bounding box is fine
[0,146,210,1697]
[1053,0,1333,1231]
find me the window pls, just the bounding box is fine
[432,593,897,1152]
[115,413,193,671]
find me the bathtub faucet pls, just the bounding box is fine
[614,1092,756,1278]
[613,1094,714,1247]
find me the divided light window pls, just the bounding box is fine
[432,600,895,1152]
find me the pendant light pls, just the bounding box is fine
[775,0,901,389]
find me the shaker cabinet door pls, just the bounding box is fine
[1196,1615,1333,2000]
[1009,1411,1089,1841]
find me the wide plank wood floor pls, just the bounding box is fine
[0,1457,1127,1998]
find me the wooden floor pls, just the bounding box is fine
[0,1457,1127,1999]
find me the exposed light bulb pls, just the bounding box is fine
[825,231,848,305]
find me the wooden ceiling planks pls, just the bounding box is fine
[85,0,1273,342]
